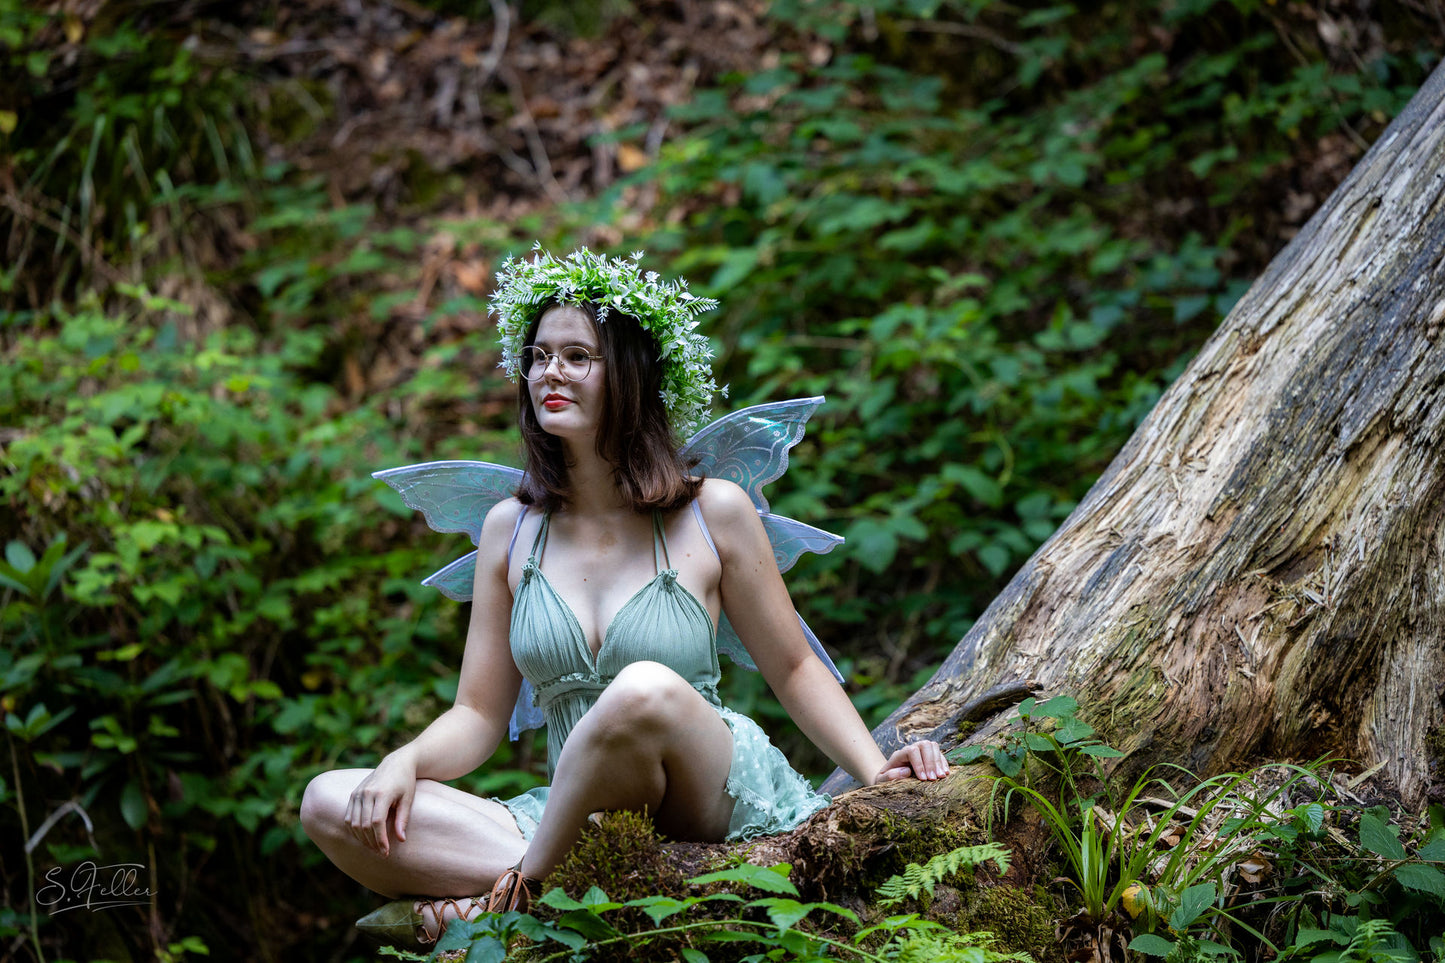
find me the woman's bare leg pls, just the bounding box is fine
[518,661,737,880]
[301,770,528,899]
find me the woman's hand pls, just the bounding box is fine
[345,750,419,856]
[874,740,950,784]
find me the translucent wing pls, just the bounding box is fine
[761,514,844,574]
[421,550,479,602]
[510,681,544,740]
[682,397,846,682]
[372,458,538,737]
[713,515,845,683]
[681,396,824,514]
[373,461,525,545]
[715,612,844,684]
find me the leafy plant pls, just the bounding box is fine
[951,695,1123,787]
[876,843,1012,908]
[432,860,1035,962]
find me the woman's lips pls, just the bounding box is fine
[542,394,571,411]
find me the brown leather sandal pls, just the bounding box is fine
[488,867,542,914]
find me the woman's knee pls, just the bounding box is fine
[589,662,695,739]
[299,768,364,840]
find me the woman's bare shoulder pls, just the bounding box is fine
[476,497,529,565]
[694,478,766,561]
[695,477,753,520]
[482,495,527,529]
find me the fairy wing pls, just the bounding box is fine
[683,398,846,683]
[712,513,845,682]
[373,461,524,546]
[681,396,825,514]
[373,459,543,737]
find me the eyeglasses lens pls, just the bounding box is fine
[522,346,593,382]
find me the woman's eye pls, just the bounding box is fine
[561,348,591,365]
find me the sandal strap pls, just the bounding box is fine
[487,868,542,914]
[414,894,488,945]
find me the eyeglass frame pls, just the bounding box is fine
[520,344,605,383]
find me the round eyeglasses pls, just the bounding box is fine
[520,345,604,382]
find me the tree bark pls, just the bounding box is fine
[825,58,1445,808]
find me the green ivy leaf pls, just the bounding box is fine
[690,862,799,896]
[120,779,148,830]
[1078,744,1126,758]
[993,746,1025,778]
[1170,881,1216,929]
[1393,862,1445,898]
[754,897,813,931]
[626,894,698,925]
[1360,811,1408,860]
[1129,934,1177,956]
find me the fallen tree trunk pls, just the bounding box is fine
[826,57,1445,808]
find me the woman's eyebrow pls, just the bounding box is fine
[533,338,598,351]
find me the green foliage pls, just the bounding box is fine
[0,194,538,958]
[959,693,1445,961]
[951,695,1123,785]
[0,2,257,305]
[431,860,1035,962]
[876,843,1011,908]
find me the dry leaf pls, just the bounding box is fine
[1237,852,1273,884]
[452,260,490,294]
[617,143,649,172]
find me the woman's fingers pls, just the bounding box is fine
[394,788,413,844]
[372,798,392,855]
[346,785,396,855]
[876,740,950,783]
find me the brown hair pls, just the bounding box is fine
[515,302,702,513]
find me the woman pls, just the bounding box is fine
[300,249,949,947]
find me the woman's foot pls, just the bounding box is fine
[488,868,543,914]
[356,894,489,947]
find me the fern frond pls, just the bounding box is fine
[893,928,1036,963]
[876,843,1013,908]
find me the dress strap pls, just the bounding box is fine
[506,505,529,568]
[651,512,673,572]
[689,500,720,561]
[530,512,551,567]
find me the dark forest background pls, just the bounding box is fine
[2,0,1442,959]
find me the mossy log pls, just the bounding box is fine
[825,57,1445,807]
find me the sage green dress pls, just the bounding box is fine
[499,510,830,841]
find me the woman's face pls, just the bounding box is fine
[528,305,605,443]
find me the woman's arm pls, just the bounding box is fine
[699,481,948,787]
[346,498,525,854]
[407,498,525,778]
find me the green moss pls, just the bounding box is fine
[1425,724,1445,764]
[549,809,688,903]
[959,883,1061,963]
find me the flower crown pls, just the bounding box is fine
[491,245,722,433]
